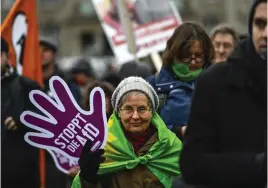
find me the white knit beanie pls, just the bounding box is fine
[111,76,159,112]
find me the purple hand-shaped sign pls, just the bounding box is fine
[20,76,108,166]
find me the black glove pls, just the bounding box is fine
[79,140,105,185]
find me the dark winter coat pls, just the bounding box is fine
[1,69,41,188]
[179,38,267,188]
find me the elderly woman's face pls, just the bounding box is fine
[118,93,152,134]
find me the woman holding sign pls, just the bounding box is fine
[72,76,182,188]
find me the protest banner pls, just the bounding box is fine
[92,0,182,64]
[1,0,82,179]
[20,76,108,169]
[1,0,42,84]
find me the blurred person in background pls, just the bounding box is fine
[147,22,214,141]
[102,63,122,88]
[39,36,81,188]
[71,58,96,102]
[40,36,81,103]
[118,60,153,79]
[210,23,239,64]
[180,0,267,187]
[83,80,115,118]
[72,76,182,188]
[1,37,40,188]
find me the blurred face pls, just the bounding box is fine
[1,52,9,74]
[74,73,89,86]
[175,40,204,71]
[252,3,267,55]
[40,45,56,66]
[118,93,152,135]
[212,33,235,63]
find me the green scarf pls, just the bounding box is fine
[172,63,202,82]
[72,112,182,188]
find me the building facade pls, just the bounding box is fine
[1,0,253,58]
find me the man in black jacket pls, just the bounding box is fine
[1,38,41,187]
[179,0,267,188]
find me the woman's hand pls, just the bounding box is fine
[78,140,105,185]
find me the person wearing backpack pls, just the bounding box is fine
[147,22,215,141]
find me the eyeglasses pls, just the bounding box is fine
[177,53,204,64]
[120,106,151,116]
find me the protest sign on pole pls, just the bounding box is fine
[92,0,183,64]
[149,1,183,72]
[116,0,137,56]
[1,0,42,84]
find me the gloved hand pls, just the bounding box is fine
[78,140,105,185]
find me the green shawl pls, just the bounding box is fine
[72,112,182,188]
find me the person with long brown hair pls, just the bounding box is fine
[148,22,215,141]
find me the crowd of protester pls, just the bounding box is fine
[1,0,266,187]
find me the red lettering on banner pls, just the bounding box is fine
[112,16,179,46]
